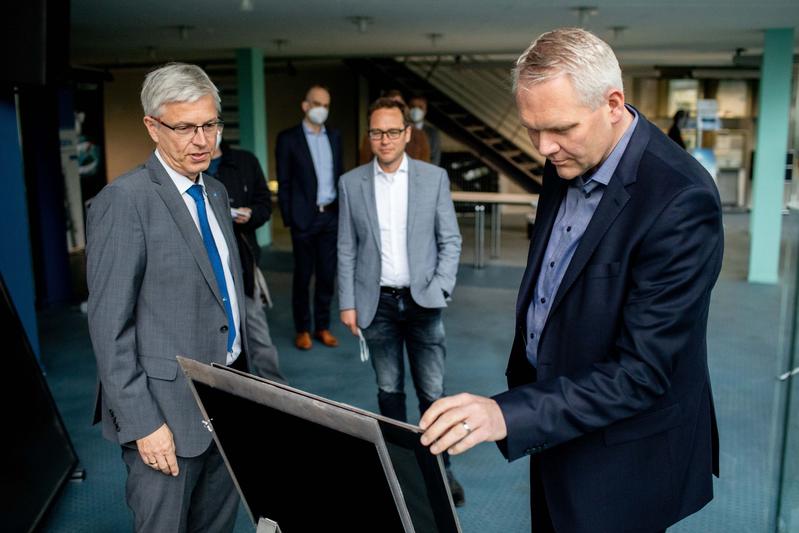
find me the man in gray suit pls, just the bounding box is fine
[87,63,244,532]
[337,97,465,505]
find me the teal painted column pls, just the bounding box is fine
[236,48,271,247]
[748,28,794,284]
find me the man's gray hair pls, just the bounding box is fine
[512,27,623,109]
[140,62,221,117]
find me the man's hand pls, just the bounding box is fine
[419,393,508,456]
[136,423,179,476]
[233,207,252,224]
[340,309,359,336]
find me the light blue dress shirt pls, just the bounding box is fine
[526,107,639,367]
[303,121,336,206]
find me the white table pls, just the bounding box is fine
[451,191,539,268]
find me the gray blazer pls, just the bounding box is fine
[86,153,248,458]
[337,157,462,329]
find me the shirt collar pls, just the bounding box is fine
[373,153,408,183]
[580,105,638,188]
[154,149,206,196]
[302,120,327,135]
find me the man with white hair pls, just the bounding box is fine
[87,63,244,532]
[420,28,722,532]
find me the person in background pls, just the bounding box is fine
[359,90,431,164]
[339,97,465,506]
[209,133,286,383]
[668,109,687,149]
[276,85,344,351]
[420,28,722,533]
[409,94,442,166]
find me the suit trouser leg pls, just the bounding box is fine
[290,227,316,333]
[245,286,287,383]
[186,443,240,533]
[529,455,555,533]
[122,442,238,533]
[312,211,337,331]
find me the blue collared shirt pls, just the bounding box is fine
[303,121,336,206]
[526,107,639,367]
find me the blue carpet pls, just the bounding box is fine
[36,211,797,532]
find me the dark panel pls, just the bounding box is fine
[1,1,70,86]
[0,274,78,532]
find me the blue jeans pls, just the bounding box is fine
[362,290,446,423]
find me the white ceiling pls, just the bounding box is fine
[71,0,799,67]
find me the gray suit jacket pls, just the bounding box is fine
[87,153,248,458]
[337,157,461,329]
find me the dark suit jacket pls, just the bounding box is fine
[212,141,271,296]
[493,112,723,533]
[276,124,343,231]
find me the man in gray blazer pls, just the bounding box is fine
[337,97,464,505]
[87,63,244,532]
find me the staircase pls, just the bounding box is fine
[345,57,543,193]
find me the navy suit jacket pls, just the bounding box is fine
[493,112,722,533]
[275,123,343,231]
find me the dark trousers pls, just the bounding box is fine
[362,290,450,466]
[122,442,239,533]
[290,210,337,333]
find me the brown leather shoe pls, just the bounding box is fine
[314,329,339,347]
[295,331,312,350]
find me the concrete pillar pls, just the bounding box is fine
[235,48,271,247]
[748,28,794,284]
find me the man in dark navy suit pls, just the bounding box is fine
[420,28,722,533]
[276,85,344,350]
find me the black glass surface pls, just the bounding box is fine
[195,382,405,532]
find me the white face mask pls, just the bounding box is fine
[307,106,329,125]
[409,107,425,123]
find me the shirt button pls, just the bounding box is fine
[566,226,572,232]
[540,297,546,304]
[529,333,535,340]
[220,325,229,333]
[549,261,555,268]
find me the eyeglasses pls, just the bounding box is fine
[368,126,408,141]
[150,117,224,138]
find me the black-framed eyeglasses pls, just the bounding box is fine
[368,126,408,141]
[150,116,224,138]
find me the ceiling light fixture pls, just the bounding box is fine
[571,6,598,27]
[347,16,373,34]
[609,25,627,41]
[427,33,443,46]
[241,0,254,12]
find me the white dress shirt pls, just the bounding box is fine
[155,150,241,364]
[373,154,410,288]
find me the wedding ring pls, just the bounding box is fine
[461,421,472,434]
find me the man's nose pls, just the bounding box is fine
[537,132,559,157]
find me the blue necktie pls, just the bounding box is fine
[186,184,235,352]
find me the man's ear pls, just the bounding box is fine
[143,116,160,144]
[606,88,626,123]
[300,100,310,114]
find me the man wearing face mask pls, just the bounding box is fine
[208,132,286,382]
[409,95,441,166]
[276,85,344,350]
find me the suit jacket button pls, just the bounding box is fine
[220,325,229,333]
